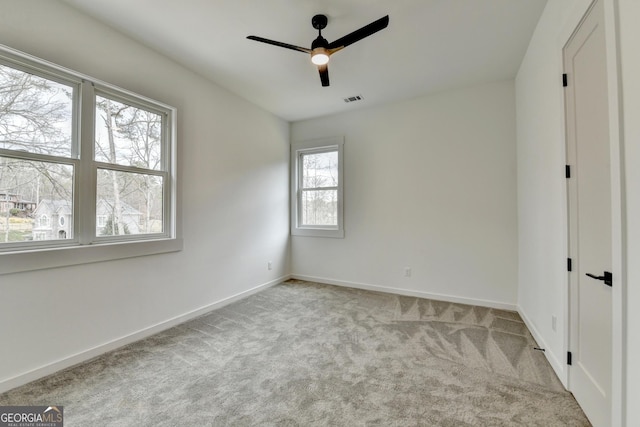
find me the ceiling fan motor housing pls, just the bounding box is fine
[312,36,329,49]
[312,14,328,30]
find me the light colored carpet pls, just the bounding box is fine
[0,279,590,426]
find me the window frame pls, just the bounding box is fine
[291,137,344,238]
[0,44,180,275]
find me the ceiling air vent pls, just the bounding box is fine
[343,95,363,103]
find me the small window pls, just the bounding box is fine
[291,137,344,238]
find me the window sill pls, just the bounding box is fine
[291,228,344,238]
[0,238,183,275]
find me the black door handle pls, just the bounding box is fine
[585,271,612,287]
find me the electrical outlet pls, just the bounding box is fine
[267,261,272,271]
[552,315,557,332]
[404,267,412,278]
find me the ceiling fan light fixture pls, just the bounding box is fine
[311,49,330,65]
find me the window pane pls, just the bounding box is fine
[95,95,163,170]
[0,157,73,243]
[96,169,163,236]
[0,63,74,157]
[302,151,338,189]
[301,189,337,226]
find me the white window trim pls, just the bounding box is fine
[291,137,344,238]
[0,44,181,275]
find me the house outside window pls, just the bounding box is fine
[0,46,177,254]
[291,137,344,238]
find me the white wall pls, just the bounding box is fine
[0,0,290,392]
[618,0,640,424]
[291,81,518,309]
[515,0,593,382]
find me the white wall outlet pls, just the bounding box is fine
[552,315,557,332]
[267,261,272,271]
[404,267,412,278]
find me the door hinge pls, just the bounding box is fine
[563,73,568,87]
[565,165,571,178]
[567,258,573,272]
[567,351,573,365]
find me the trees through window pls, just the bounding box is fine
[291,137,344,238]
[94,94,166,237]
[0,48,175,251]
[300,150,339,226]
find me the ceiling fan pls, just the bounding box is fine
[247,14,389,87]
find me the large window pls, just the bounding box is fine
[291,137,344,238]
[0,46,176,256]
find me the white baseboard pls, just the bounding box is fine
[290,274,517,311]
[518,307,568,388]
[0,274,290,394]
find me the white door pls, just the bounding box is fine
[564,0,612,426]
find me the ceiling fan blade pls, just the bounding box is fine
[327,15,389,50]
[247,36,312,54]
[318,64,330,87]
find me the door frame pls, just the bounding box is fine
[559,0,626,425]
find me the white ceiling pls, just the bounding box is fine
[61,0,547,122]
